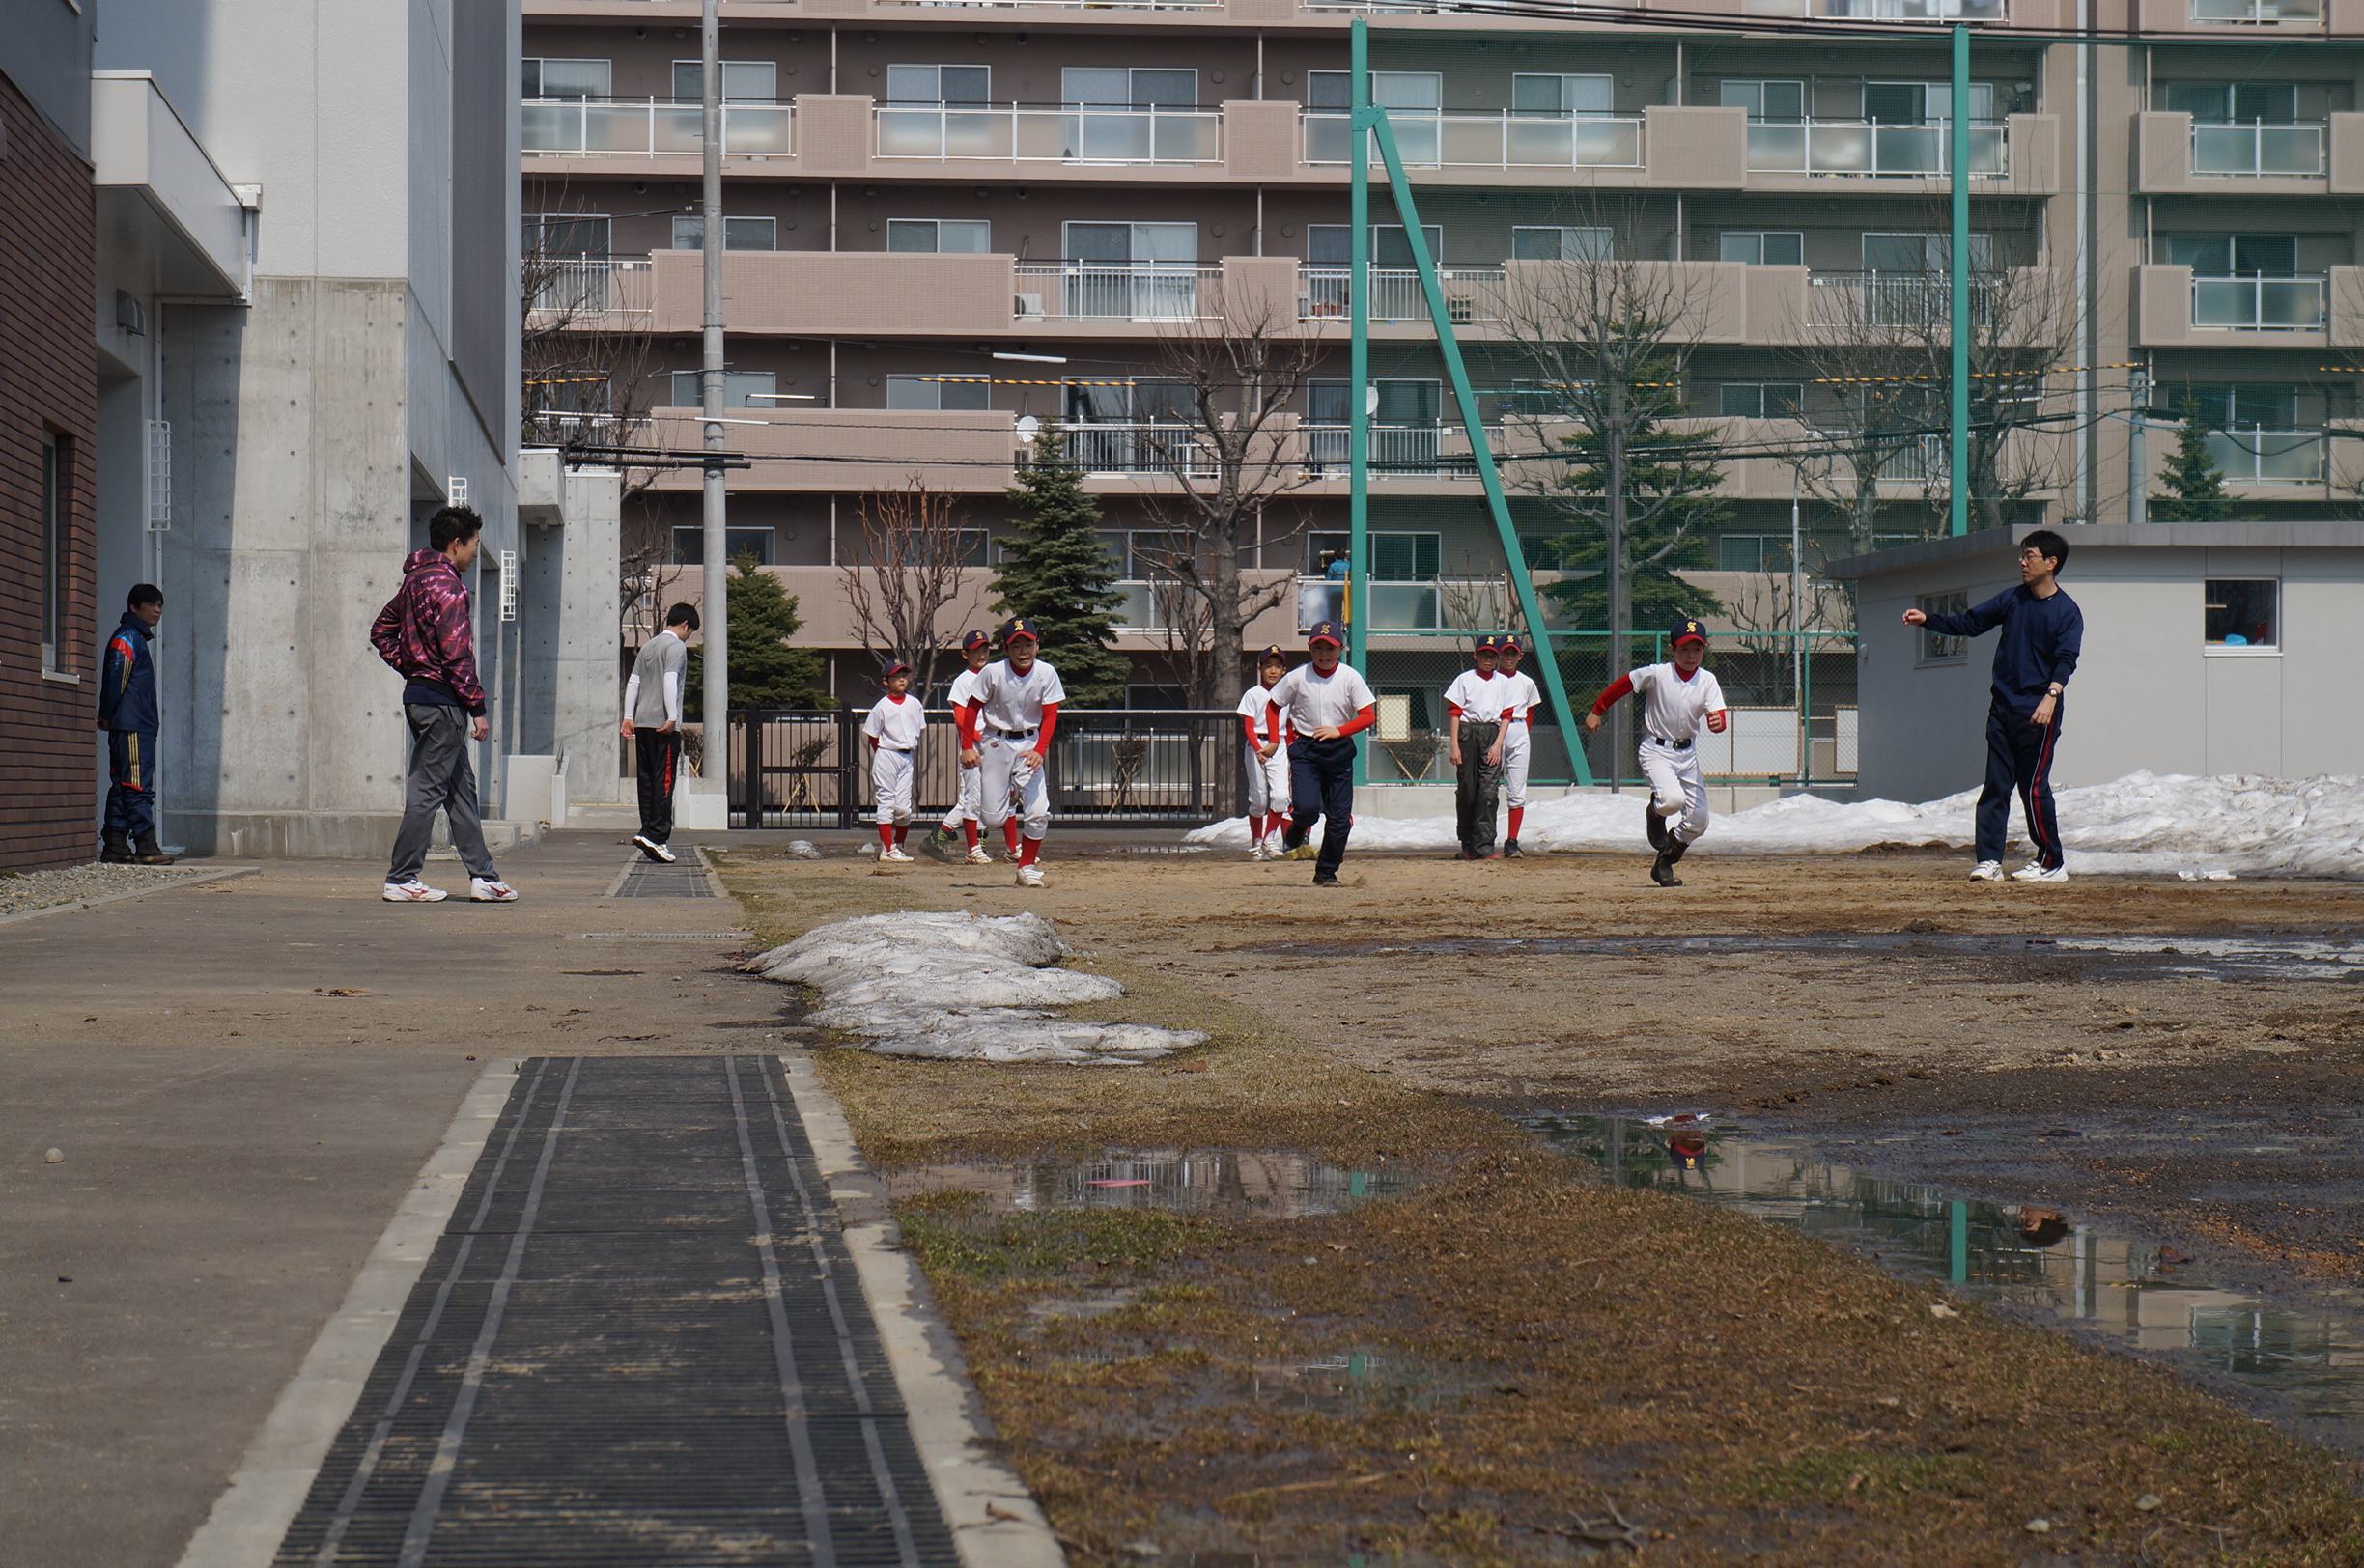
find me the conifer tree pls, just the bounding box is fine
[992,427,1129,706]
[2151,407,2237,522]
[685,552,832,717]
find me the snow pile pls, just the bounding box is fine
[744,910,1205,1065]
[1182,771,2364,879]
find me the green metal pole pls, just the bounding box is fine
[1349,17,1371,788]
[1949,23,1970,537]
[1363,109,1593,786]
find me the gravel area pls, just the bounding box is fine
[0,861,218,918]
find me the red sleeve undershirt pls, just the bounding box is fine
[1032,703,1057,758]
[1590,673,1636,716]
[1335,703,1376,739]
[957,699,981,748]
[1241,714,1260,746]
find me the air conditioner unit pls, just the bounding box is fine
[1015,292,1045,318]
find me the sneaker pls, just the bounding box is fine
[1504,839,1525,859]
[1968,861,2006,882]
[632,833,673,862]
[1262,835,1287,858]
[921,826,958,864]
[879,846,914,864]
[2012,862,2068,882]
[1015,864,1045,887]
[383,880,449,903]
[1284,843,1318,861]
[964,846,993,865]
[468,878,519,903]
[1249,841,1270,861]
[1312,873,1341,887]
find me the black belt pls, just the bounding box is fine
[1646,735,1694,750]
[879,744,914,753]
[991,726,1037,740]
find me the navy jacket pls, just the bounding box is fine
[98,614,160,733]
[1923,584,2083,714]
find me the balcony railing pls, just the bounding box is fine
[1746,119,2006,177]
[1014,264,1219,322]
[1304,110,1643,170]
[2190,120,2324,175]
[1060,424,1218,478]
[1302,423,1480,478]
[521,97,793,157]
[2206,429,2324,482]
[875,102,1221,164]
[2191,273,2325,329]
[2191,0,2319,20]
[525,258,654,317]
[1298,266,1506,323]
[1815,0,2006,14]
[1809,270,1997,328]
[1292,574,1528,633]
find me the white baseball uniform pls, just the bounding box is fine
[1498,669,1541,809]
[1442,669,1508,735]
[940,666,986,829]
[1236,679,1292,821]
[1614,662,1728,846]
[862,692,926,826]
[967,658,1065,840]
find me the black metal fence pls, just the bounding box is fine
[728,709,1246,829]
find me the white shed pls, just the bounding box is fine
[1825,522,2364,804]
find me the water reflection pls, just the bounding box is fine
[888,1149,1415,1218]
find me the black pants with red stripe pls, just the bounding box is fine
[634,729,681,844]
[1977,699,2063,870]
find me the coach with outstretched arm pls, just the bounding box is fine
[1902,528,2083,884]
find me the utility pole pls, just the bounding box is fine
[1790,481,1805,783]
[1347,18,1370,790]
[1948,22,1970,538]
[1605,392,1626,794]
[699,0,730,770]
[2127,366,2150,526]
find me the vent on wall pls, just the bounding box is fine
[146,421,171,532]
[499,549,519,622]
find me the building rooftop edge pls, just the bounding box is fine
[1824,520,2364,579]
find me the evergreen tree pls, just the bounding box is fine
[2151,408,2236,522]
[1539,406,1728,643]
[685,553,832,717]
[992,426,1129,706]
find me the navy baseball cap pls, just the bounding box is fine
[1672,617,1708,647]
[1256,644,1287,664]
[1306,620,1346,647]
[961,630,991,652]
[1499,637,1524,656]
[1000,616,1042,644]
[881,658,912,680]
[1474,634,1501,655]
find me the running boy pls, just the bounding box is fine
[924,630,1004,865]
[1237,645,1293,860]
[863,659,925,862]
[1583,618,1729,887]
[1496,637,1542,858]
[1902,528,2083,882]
[1267,621,1376,888]
[1444,634,1508,860]
[958,617,1064,888]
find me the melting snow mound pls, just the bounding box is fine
[744,910,1204,1065]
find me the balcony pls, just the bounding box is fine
[1746,119,2006,178]
[1060,424,1218,479]
[2190,120,2324,176]
[875,102,1220,164]
[2191,273,2326,330]
[2190,0,2319,19]
[2206,430,2324,483]
[1303,110,1643,171]
[1298,266,1506,324]
[521,98,793,158]
[1014,264,1220,322]
[525,258,653,319]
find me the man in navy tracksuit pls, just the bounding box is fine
[1904,528,2083,883]
[96,584,175,865]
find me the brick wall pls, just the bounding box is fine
[0,72,98,872]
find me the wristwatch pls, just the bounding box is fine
[2045,683,2064,697]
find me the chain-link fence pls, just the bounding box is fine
[1554,630,1859,788]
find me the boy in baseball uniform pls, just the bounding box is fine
[1267,621,1376,888]
[1583,618,1729,887]
[1496,637,1541,858]
[957,617,1064,888]
[1444,634,1508,860]
[863,660,926,863]
[1237,645,1293,860]
[924,630,1004,865]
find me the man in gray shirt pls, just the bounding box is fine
[621,602,699,862]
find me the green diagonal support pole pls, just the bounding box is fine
[1355,52,1592,786]
[1349,20,1372,787]
[1949,23,1970,537]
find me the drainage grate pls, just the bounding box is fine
[570,933,746,941]
[272,1056,956,1568]
[615,858,715,899]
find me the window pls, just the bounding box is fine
[1097,531,1193,576]
[2157,233,2296,275]
[1918,591,1968,662]
[523,213,611,258]
[886,375,990,411]
[1721,79,1806,122]
[1511,74,1615,115]
[1307,224,1444,266]
[40,435,70,673]
[887,218,992,253]
[671,215,778,251]
[1717,535,1795,572]
[1062,222,1197,264]
[672,526,777,566]
[1512,226,1613,261]
[1863,80,1995,125]
[669,370,778,407]
[886,65,991,104]
[2163,81,2298,122]
[522,58,611,98]
[1308,379,1442,425]
[1308,70,1441,111]
[2205,580,2279,649]
[1719,382,1804,418]
[1719,230,1804,266]
[1064,378,1190,422]
[1301,531,1441,578]
[1061,68,1198,107]
[1863,231,1993,271]
[671,61,780,102]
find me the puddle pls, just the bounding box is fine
[887,1148,1415,1218]
[1521,1114,2364,1442]
[1258,933,2364,984]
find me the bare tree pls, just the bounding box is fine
[839,481,980,707]
[1716,569,1859,706]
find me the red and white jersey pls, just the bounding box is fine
[1443,668,1508,723]
[1500,670,1541,725]
[1269,661,1374,734]
[972,658,1065,732]
[1627,662,1727,743]
[1236,679,1291,743]
[863,692,927,749]
[944,666,986,716]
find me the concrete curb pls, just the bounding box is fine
[172,1058,522,1568]
[777,1051,1068,1568]
[0,863,262,927]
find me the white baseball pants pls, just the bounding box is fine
[941,761,980,828]
[1638,737,1709,846]
[870,746,914,826]
[978,734,1049,839]
[1501,722,1532,810]
[1243,741,1291,819]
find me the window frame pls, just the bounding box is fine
[2203,577,2281,653]
[670,214,778,252]
[1511,225,1614,262]
[1718,229,1805,266]
[1720,78,1806,123]
[1916,590,1969,664]
[41,434,71,675]
[886,217,992,253]
[1718,381,1805,419]
[669,370,779,409]
[522,58,612,99]
[670,60,781,103]
[886,374,991,411]
[885,64,992,105]
[671,525,778,566]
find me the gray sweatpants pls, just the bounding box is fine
[386,703,498,883]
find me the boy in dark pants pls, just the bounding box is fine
[1445,634,1507,860]
[97,584,173,864]
[1265,621,1376,887]
[1903,529,2083,883]
[622,602,699,863]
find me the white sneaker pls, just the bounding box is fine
[2012,862,2068,882]
[382,880,448,903]
[1249,841,1270,861]
[1968,861,2005,882]
[1264,835,1288,858]
[632,834,676,863]
[964,846,992,865]
[1015,864,1045,887]
[468,878,519,903]
[879,846,914,864]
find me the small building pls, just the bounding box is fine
[1826,522,2364,805]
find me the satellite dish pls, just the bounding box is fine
[1015,415,1041,442]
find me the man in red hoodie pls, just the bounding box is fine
[369,507,518,903]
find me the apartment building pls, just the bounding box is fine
[521,0,2364,744]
